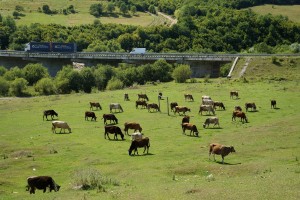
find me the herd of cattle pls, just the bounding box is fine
[34,91,277,194]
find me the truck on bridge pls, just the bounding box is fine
[130,48,146,54]
[24,42,77,53]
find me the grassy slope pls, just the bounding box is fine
[0,57,300,199]
[250,4,300,23]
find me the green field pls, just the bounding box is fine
[250,4,300,23]
[1,57,300,199]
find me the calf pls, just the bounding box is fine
[203,117,220,128]
[124,93,129,101]
[209,143,236,164]
[102,114,118,124]
[104,125,124,140]
[213,101,225,110]
[174,106,191,115]
[52,121,71,133]
[26,176,60,194]
[232,111,248,123]
[136,100,147,109]
[138,94,149,101]
[124,122,142,135]
[85,111,97,121]
[182,123,199,137]
[245,103,256,112]
[90,102,102,110]
[184,94,194,101]
[230,91,239,99]
[43,110,58,121]
[128,137,150,156]
[147,103,160,112]
[271,100,276,109]
[170,102,178,112]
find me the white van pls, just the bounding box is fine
[130,48,146,54]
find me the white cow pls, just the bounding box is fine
[52,121,71,133]
[131,132,143,141]
[202,99,214,105]
[110,103,123,113]
[203,117,220,128]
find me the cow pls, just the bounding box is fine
[174,106,191,115]
[128,137,150,156]
[52,121,71,133]
[170,102,178,112]
[43,110,58,121]
[102,114,118,124]
[234,106,242,112]
[181,123,199,137]
[26,176,60,194]
[85,111,97,121]
[232,111,248,123]
[110,103,123,113]
[184,94,194,101]
[90,102,102,110]
[213,101,225,110]
[209,143,236,164]
[230,91,239,99]
[202,99,214,105]
[138,94,149,101]
[202,95,211,100]
[124,122,142,135]
[147,103,160,112]
[131,132,143,141]
[203,117,220,128]
[199,105,215,115]
[136,100,147,109]
[182,115,190,124]
[271,100,277,109]
[104,125,124,140]
[245,103,256,112]
[124,93,129,101]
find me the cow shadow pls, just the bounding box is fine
[273,107,280,110]
[215,161,242,165]
[204,127,223,129]
[130,153,155,157]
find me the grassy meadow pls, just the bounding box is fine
[1,56,300,199]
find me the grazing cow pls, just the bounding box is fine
[199,105,215,115]
[202,95,211,100]
[182,115,190,124]
[90,102,102,110]
[52,121,71,133]
[209,143,236,164]
[182,123,199,137]
[271,100,277,109]
[110,103,123,113]
[203,117,220,128]
[43,110,58,121]
[138,94,149,101]
[170,102,178,112]
[131,132,143,141]
[104,125,124,140]
[124,93,129,101]
[174,106,191,115]
[147,103,160,112]
[102,114,118,124]
[230,91,239,99]
[245,103,256,112]
[184,94,194,101]
[232,111,248,123]
[85,111,97,121]
[234,106,242,112]
[213,101,226,110]
[26,176,60,194]
[128,137,150,156]
[124,122,142,135]
[202,99,214,105]
[136,100,147,109]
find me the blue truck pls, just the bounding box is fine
[24,42,77,52]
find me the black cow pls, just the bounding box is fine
[104,125,124,140]
[128,137,150,156]
[271,100,277,109]
[102,114,118,124]
[85,111,97,121]
[43,110,58,121]
[26,176,60,194]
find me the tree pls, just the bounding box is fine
[3,66,24,81]
[0,66,8,76]
[172,64,191,83]
[148,5,156,14]
[107,3,115,13]
[0,77,9,96]
[94,65,114,90]
[42,4,51,14]
[90,3,103,17]
[119,3,128,15]
[130,6,137,15]
[80,68,95,93]
[23,63,50,85]
[106,77,124,90]
[9,78,28,96]
[35,78,56,95]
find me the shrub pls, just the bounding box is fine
[35,78,56,95]
[172,64,191,83]
[23,63,50,85]
[9,78,28,96]
[0,77,9,96]
[106,77,124,90]
[220,63,231,77]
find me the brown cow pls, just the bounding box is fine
[102,114,118,124]
[124,122,142,135]
[26,176,60,194]
[104,125,124,140]
[182,115,190,124]
[170,102,178,112]
[245,103,256,112]
[136,100,147,109]
[85,111,97,121]
[234,106,242,112]
[128,137,150,156]
[52,121,71,133]
[90,102,102,110]
[232,111,248,123]
[184,94,194,101]
[209,143,236,164]
[174,106,191,115]
[138,94,149,101]
[213,101,225,110]
[271,100,277,109]
[230,91,239,99]
[182,123,199,137]
[147,103,160,112]
[43,110,58,121]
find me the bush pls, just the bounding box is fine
[35,78,56,95]
[0,77,9,96]
[106,77,124,90]
[220,63,231,77]
[23,63,50,85]
[9,78,28,96]
[172,64,191,83]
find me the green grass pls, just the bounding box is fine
[1,64,300,199]
[0,0,162,27]
[250,4,300,23]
